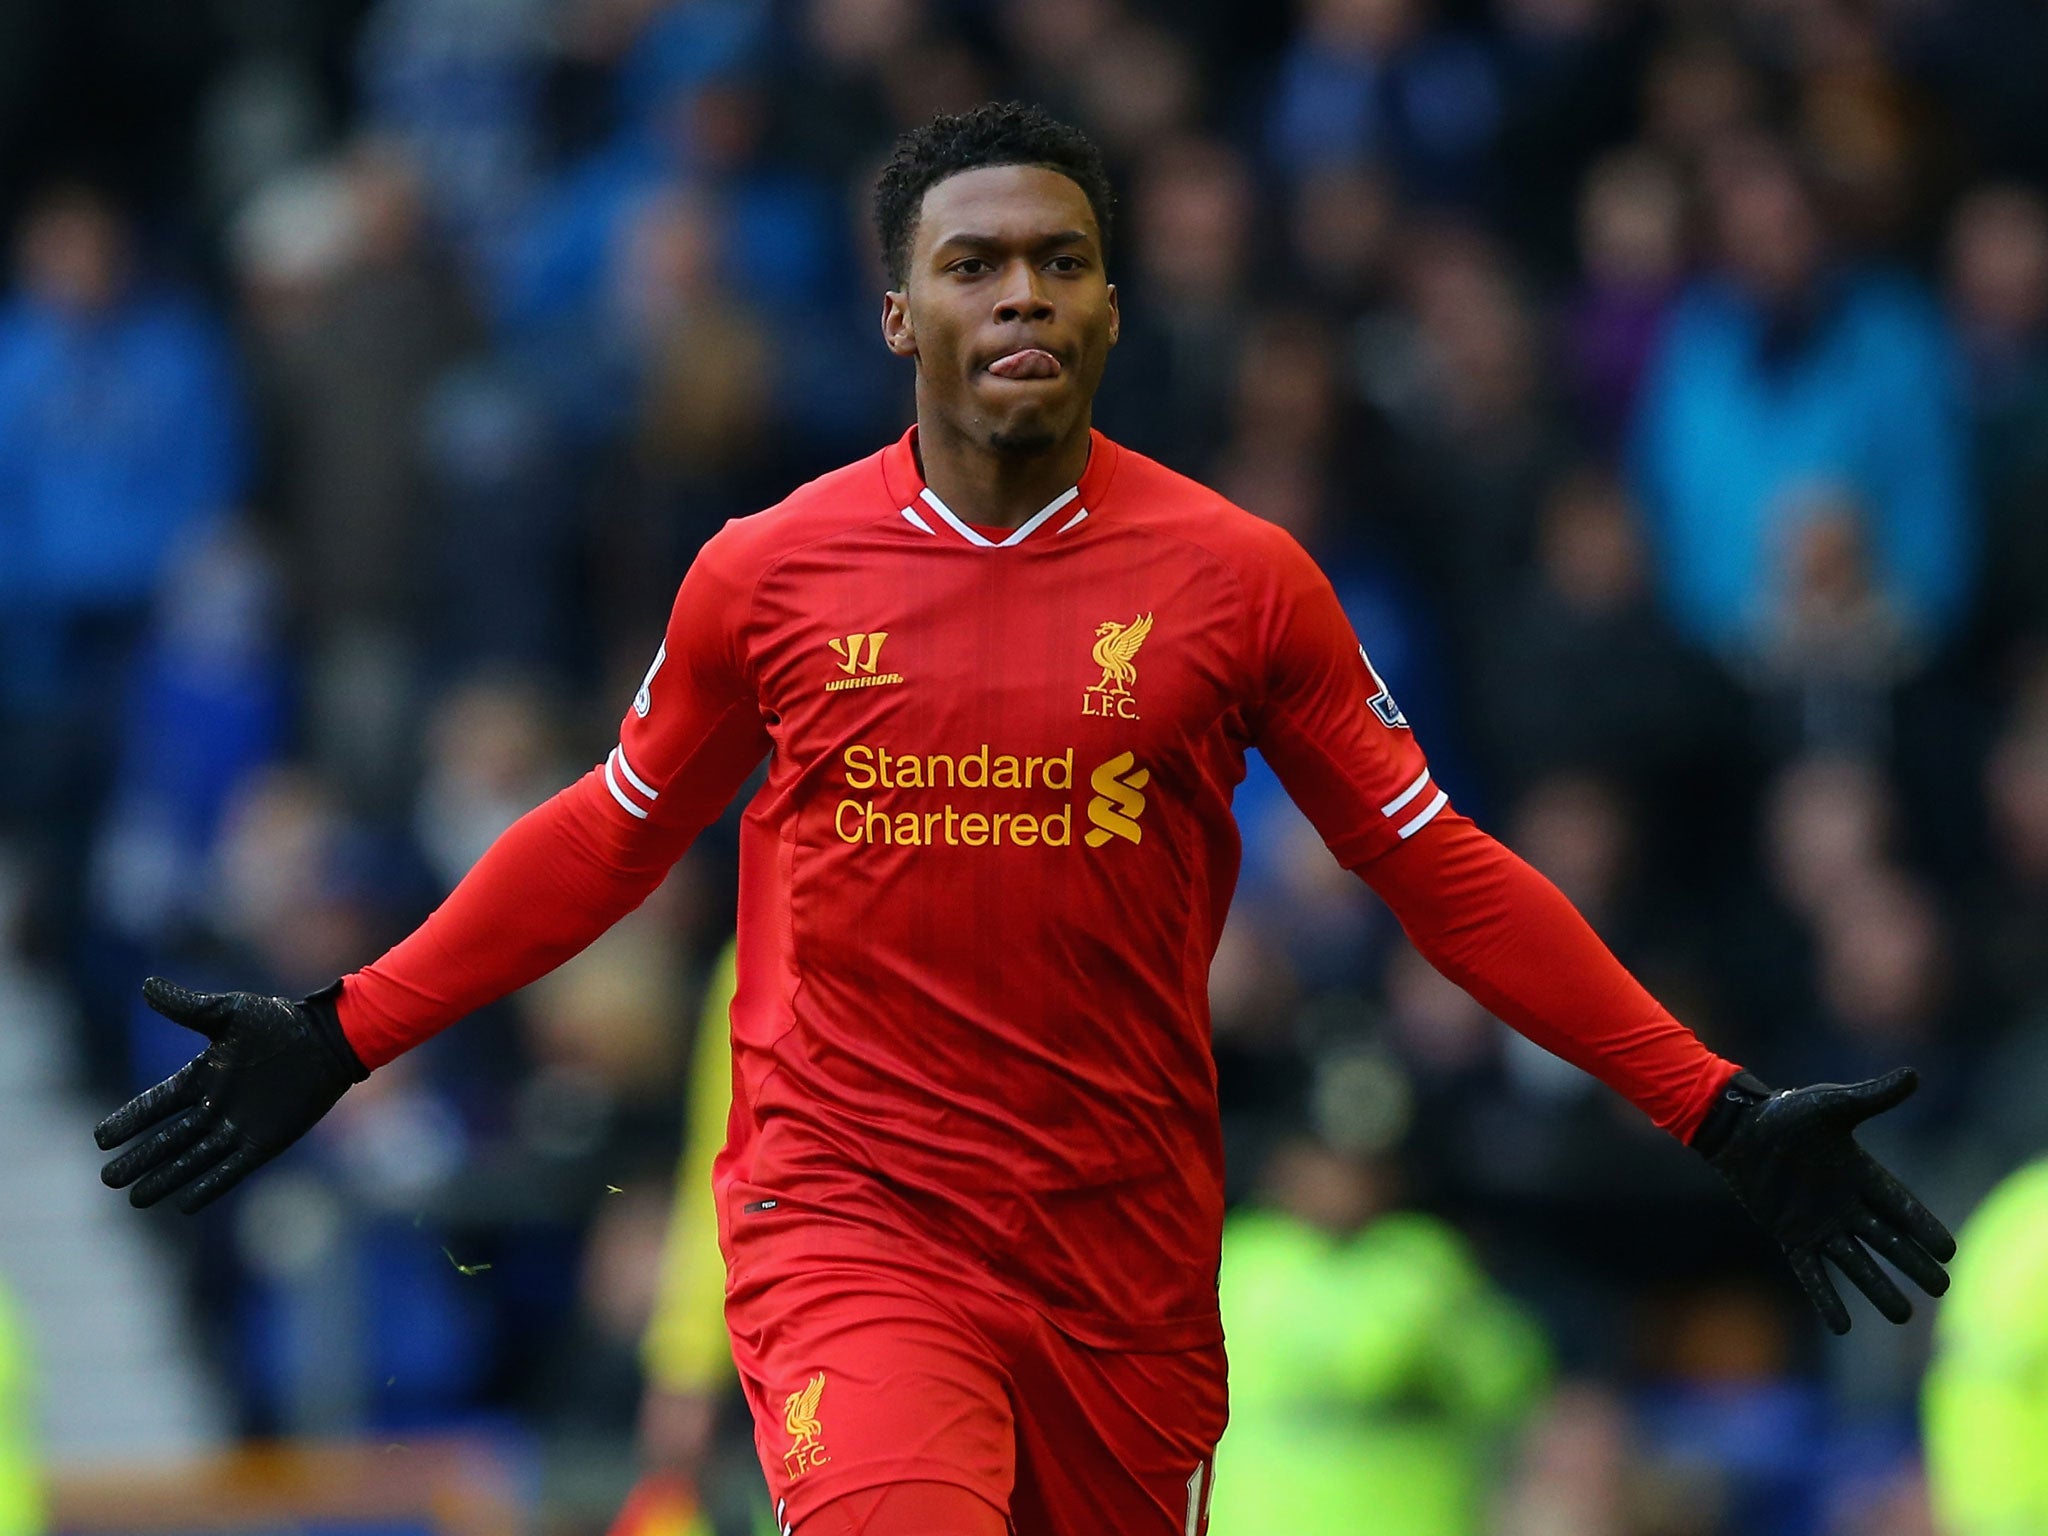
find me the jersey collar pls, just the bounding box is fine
[880,425,1121,548]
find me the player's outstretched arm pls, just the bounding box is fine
[91,767,714,1213]
[96,979,367,1212]
[1365,814,1954,1331]
[1689,1069,1955,1333]
[1238,522,1954,1329]
[96,524,770,1210]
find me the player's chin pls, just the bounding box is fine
[987,421,1060,455]
[976,385,1072,453]
[984,398,1067,453]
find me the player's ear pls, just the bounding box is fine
[1106,282,1119,348]
[881,289,917,358]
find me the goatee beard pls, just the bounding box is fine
[987,423,1058,455]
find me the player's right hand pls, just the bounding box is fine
[95,977,368,1214]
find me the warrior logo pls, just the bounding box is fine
[826,632,903,693]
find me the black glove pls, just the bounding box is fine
[95,977,369,1214]
[1692,1068,1955,1334]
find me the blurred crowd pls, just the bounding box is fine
[4,0,2048,1531]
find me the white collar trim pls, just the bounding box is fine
[918,485,1081,548]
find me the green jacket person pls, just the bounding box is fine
[1924,1157,2048,1535]
[1211,1137,1548,1535]
[0,1279,39,1536]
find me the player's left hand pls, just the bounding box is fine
[1692,1068,1956,1334]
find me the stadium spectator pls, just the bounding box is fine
[991,0,1121,124]
[86,525,291,950]
[1472,465,1733,812]
[496,62,831,336]
[0,1280,36,1536]
[410,674,572,895]
[1265,0,1504,205]
[1376,222,1567,646]
[241,143,476,636]
[1632,135,1972,666]
[1946,183,2048,657]
[1716,754,1895,1055]
[1491,0,1645,273]
[1284,162,1401,321]
[354,0,554,265]
[1212,1133,1550,1535]
[1562,149,1690,451]
[1638,32,1766,172]
[1806,873,1958,1098]
[1493,1383,1636,1536]
[604,188,776,504]
[1752,497,1919,760]
[1923,1157,2048,1536]
[1094,134,1254,468]
[1977,658,2048,1026]
[1069,17,1202,166]
[236,142,480,804]
[0,185,248,816]
[772,0,934,181]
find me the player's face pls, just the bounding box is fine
[882,164,1119,456]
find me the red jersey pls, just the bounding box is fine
[340,427,1739,1351]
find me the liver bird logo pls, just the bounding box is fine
[782,1372,829,1478]
[1088,613,1153,697]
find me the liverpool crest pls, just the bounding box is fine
[782,1373,830,1479]
[1084,613,1152,719]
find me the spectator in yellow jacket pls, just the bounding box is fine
[0,1278,39,1536]
[1923,1156,2048,1536]
[1212,1135,1550,1536]
[613,941,765,1536]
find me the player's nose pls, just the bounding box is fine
[993,260,1053,324]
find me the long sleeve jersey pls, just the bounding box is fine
[340,427,1740,1348]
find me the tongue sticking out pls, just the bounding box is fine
[987,349,1062,380]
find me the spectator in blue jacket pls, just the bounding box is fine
[1631,136,1972,667]
[0,186,249,716]
[1266,0,1503,207]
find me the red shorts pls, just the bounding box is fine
[723,1189,1226,1535]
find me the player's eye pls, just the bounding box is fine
[1046,255,1085,273]
[950,258,991,276]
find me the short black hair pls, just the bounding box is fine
[874,101,1115,289]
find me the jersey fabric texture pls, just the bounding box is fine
[338,427,1740,1353]
[802,1483,1008,1536]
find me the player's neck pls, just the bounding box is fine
[912,412,1093,531]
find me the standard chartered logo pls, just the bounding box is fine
[831,741,1148,851]
[1083,750,1149,847]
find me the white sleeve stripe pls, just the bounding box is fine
[603,755,650,819]
[612,745,659,800]
[1396,788,1450,840]
[1380,767,1432,818]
